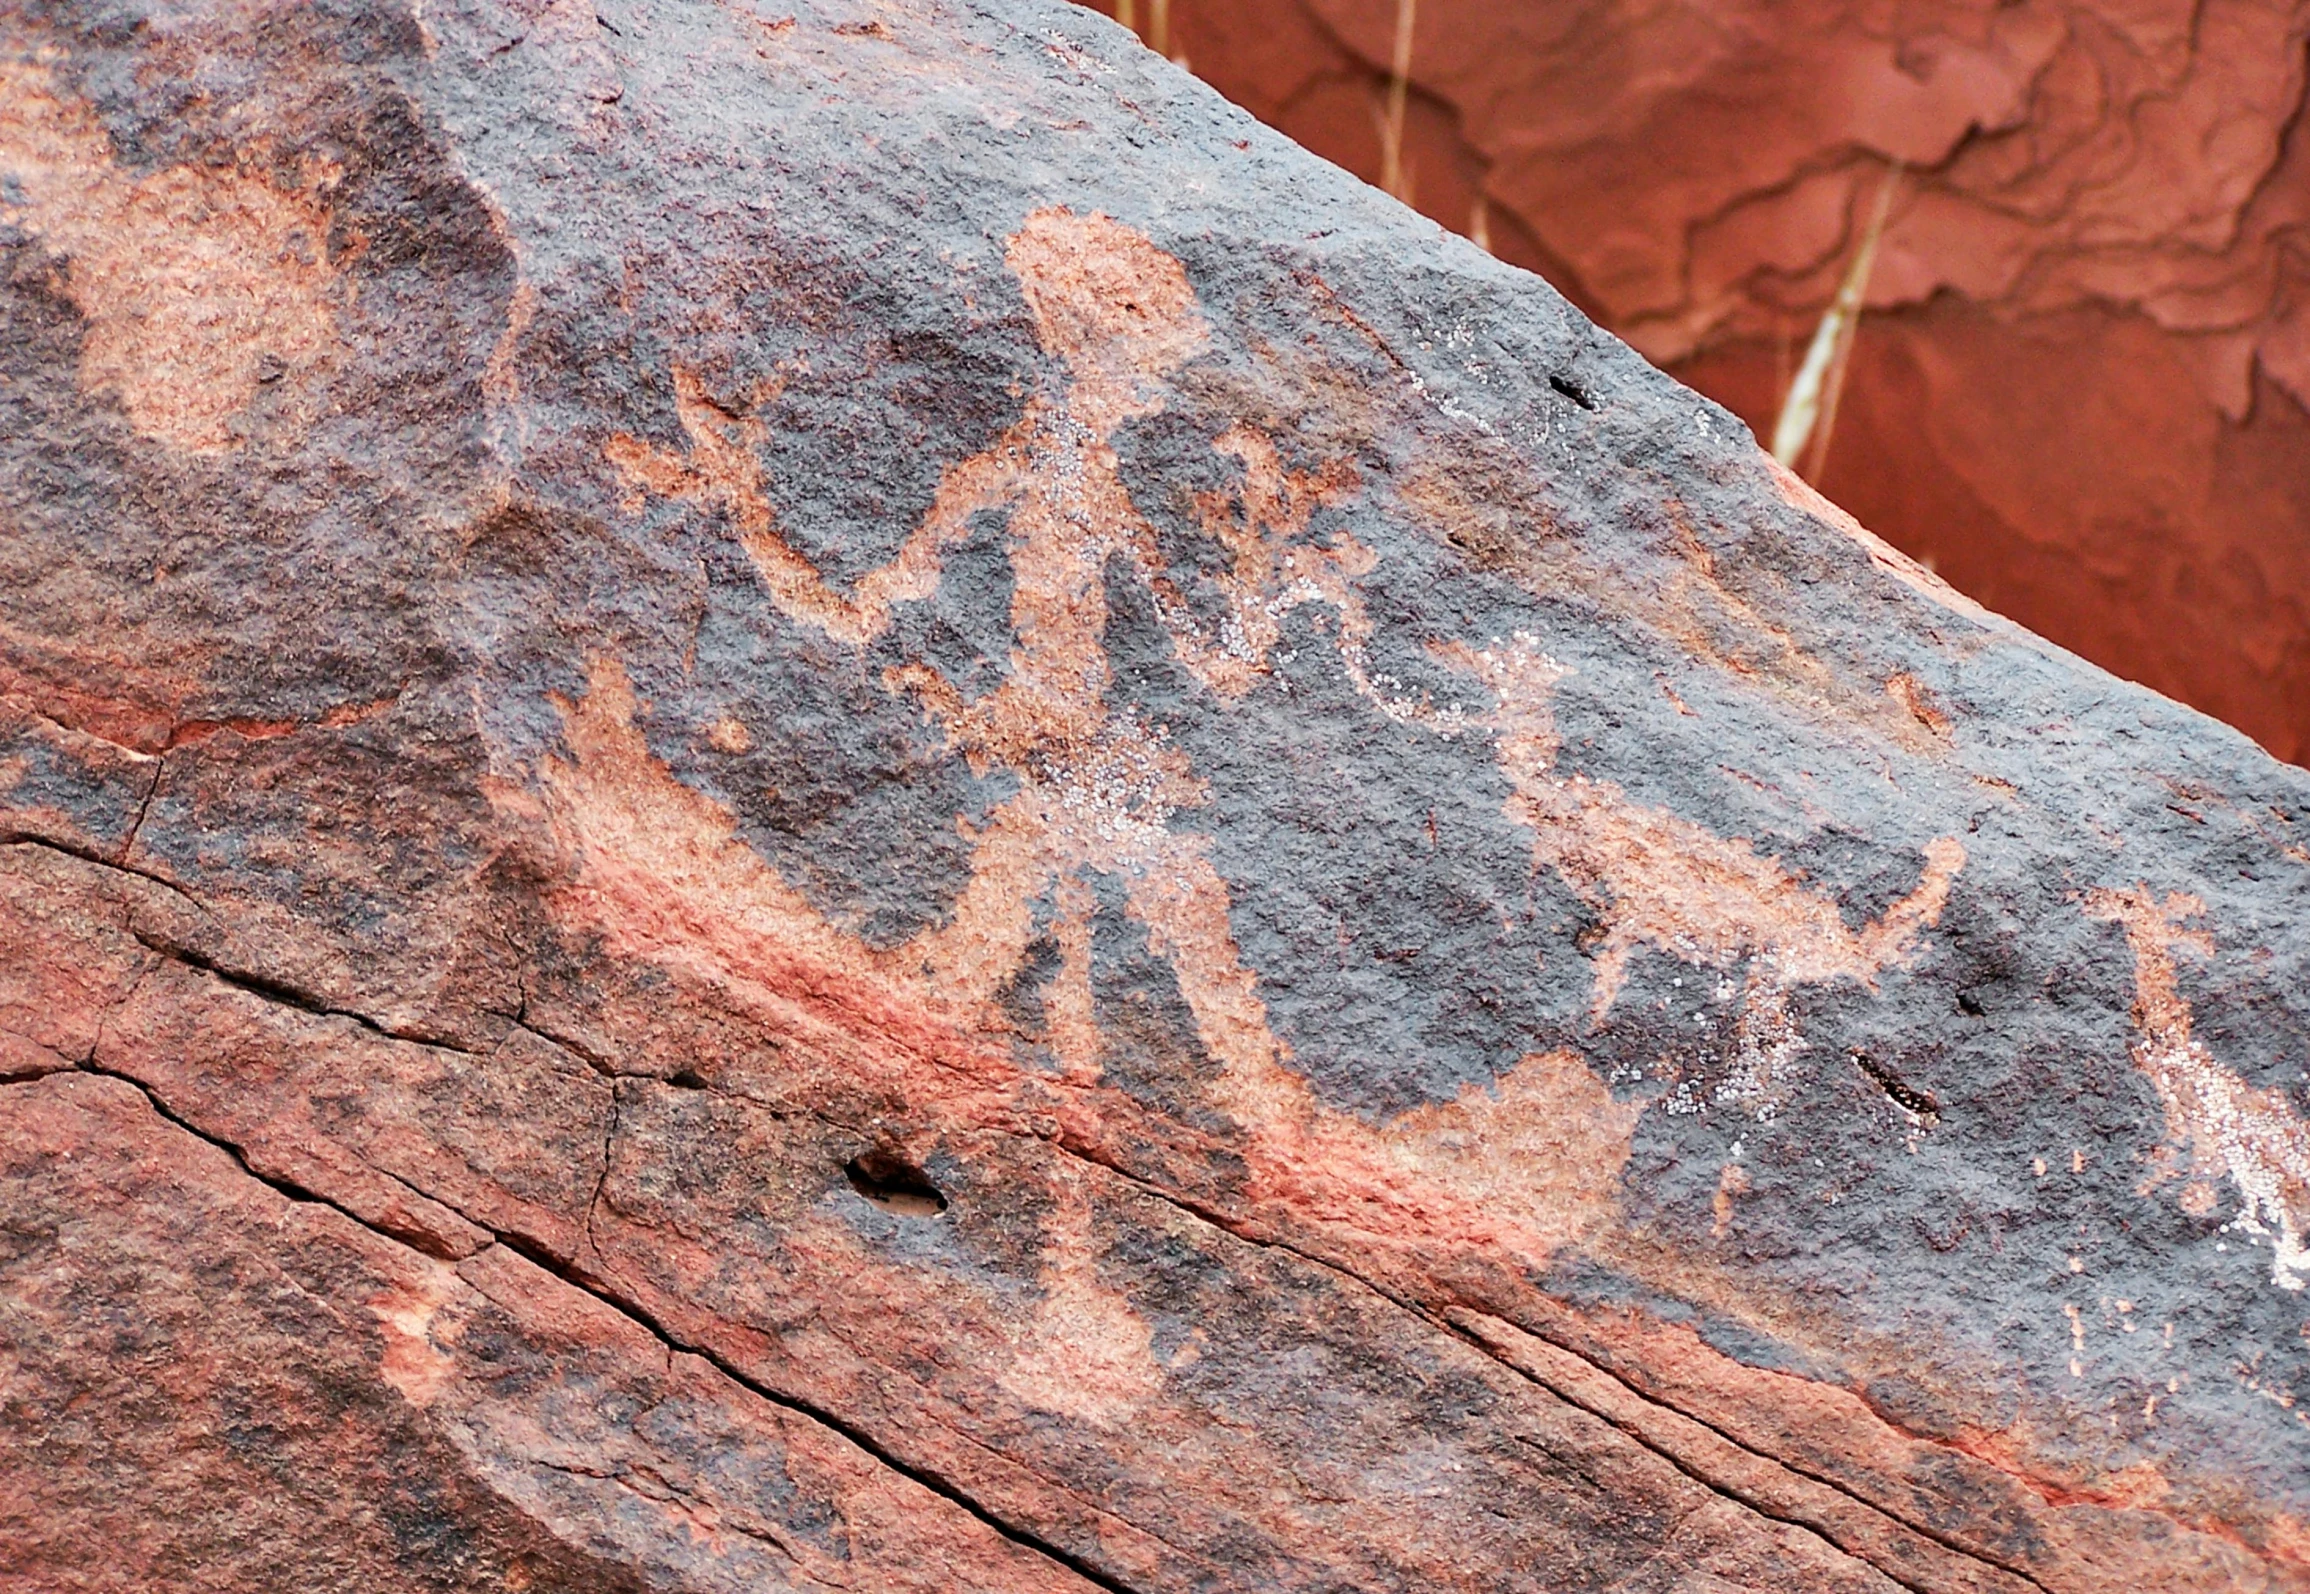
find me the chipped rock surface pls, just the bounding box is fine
[5,3,2310,1591]
[1144,0,2310,763]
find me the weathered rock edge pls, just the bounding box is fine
[5,2,2310,1591]
[1183,0,2310,764]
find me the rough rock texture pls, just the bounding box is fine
[7,3,2310,1591]
[1130,0,2310,762]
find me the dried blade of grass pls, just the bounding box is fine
[1380,0,1417,202]
[1771,161,1900,476]
[1800,275,1865,483]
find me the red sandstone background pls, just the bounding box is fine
[1084,0,2310,763]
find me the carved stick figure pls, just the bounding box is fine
[589,209,1984,1279]
[608,208,1358,1096]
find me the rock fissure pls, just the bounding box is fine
[1445,1311,2056,1594]
[72,1058,474,1251]
[71,904,1989,1591]
[3,831,206,911]
[123,923,492,1058]
[117,755,163,864]
[71,1055,1143,1594]
[1048,1124,2049,1594]
[453,1241,1158,1594]
[532,1456,812,1569]
[492,1002,623,1076]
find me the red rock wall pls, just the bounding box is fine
[1098,0,2310,762]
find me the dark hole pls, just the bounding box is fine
[667,1068,710,1090]
[1549,373,1596,411]
[1854,1053,1940,1120]
[1956,989,1985,1017]
[845,1151,947,1218]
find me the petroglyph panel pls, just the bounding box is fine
[11,2,2310,1589]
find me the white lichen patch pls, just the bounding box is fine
[1712,983,1805,1121]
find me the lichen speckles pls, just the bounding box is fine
[0,58,346,453]
[1402,633,1967,1126]
[2086,886,2310,1290]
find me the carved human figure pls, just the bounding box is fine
[608,206,1360,1093]
[591,206,1965,1274]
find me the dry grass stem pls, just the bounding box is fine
[1379,0,1417,202]
[1772,161,1900,478]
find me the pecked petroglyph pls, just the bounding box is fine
[606,207,1375,1090]
[1453,637,1963,1016]
[581,207,1650,1267]
[367,1267,459,1409]
[584,206,1958,1278]
[2085,886,2310,1290]
[998,1156,1163,1429]
[543,657,1647,1277]
[1441,635,1964,1109]
[0,59,346,453]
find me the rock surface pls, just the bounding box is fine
[1134,0,2310,763]
[6,2,2310,1590]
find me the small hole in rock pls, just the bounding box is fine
[845,1151,947,1218]
[1550,373,1596,411]
[1854,1052,1940,1121]
[668,1069,710,1090]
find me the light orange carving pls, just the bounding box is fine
[542,659,1644,1280]
[0,59,346,453]
[367,1267,459,1409]
[605,208,1368,1091]
[2085,886,2310,1290]
[1447,635,1964,1031]
[577,207,1968,1280]
[998,1155,1163,1428]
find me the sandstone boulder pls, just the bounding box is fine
[6,3,2310,1591]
